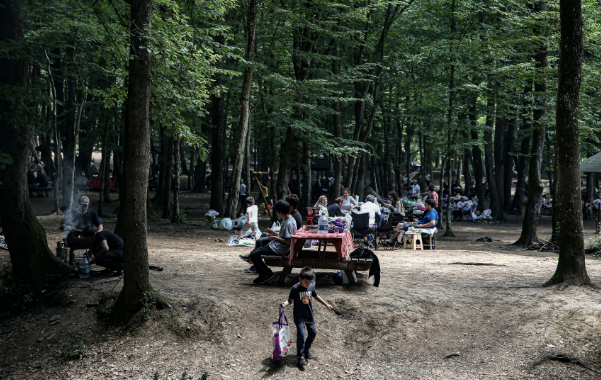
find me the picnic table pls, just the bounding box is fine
[263,226,373,285]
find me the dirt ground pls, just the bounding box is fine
[1,189,601,380]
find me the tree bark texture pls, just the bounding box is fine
[225,0,257,218]
[115,0,153,313]
[470,99,485,211]
[545,0,590,286]
[494,116,506,209]
[0,0,74,293]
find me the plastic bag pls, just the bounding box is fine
[271,221,281,231]
[205,210,219,217]
[210,220,221,229]
[272,306,292,361]
[219,218,233,231]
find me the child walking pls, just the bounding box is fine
[281,266,333,366]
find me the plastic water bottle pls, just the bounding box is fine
[79,255,90,279]
[318,213,328,235]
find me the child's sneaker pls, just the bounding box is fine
[298,356,307,365]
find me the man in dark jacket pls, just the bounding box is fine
[82,226,124,277]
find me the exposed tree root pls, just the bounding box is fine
[532,353,599,374]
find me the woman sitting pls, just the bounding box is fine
[314,195,328,217]
[383,191,405,222]
[341,188,358,213]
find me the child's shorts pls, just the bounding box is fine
[240,222,260,234]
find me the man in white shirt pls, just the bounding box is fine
[425,173,431,187]
[360,195,381,228]
[411,180,421,198]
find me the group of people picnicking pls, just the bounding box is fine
[59,196,124,276]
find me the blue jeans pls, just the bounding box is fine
[296,322,316,357]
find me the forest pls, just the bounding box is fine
[1,0,601,378]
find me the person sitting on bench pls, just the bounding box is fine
[60,196,103,265]
[241,194,302,274]
[82,226,123,277]
[327,197,345,217]
[246,200,297,285]
[386,198,438,245]
[35,168,48,189]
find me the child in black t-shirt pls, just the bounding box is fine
[281,266,333,366]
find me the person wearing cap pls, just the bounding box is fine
[82,226,123,277]
[60,196,103,265]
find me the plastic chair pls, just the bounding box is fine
[351,212,376,249]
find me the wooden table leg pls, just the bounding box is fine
[344,270,357,285]
[278,267,292,285]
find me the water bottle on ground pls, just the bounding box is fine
[79,255,90,279]
[318,213,328,235]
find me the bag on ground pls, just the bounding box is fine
[272,306,291,361]
[219,218,233,231]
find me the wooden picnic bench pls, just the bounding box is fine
[263,226,372,285]
[29,187,55,197]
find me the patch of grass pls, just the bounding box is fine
[58,339,85,360]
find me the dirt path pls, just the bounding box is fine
[1,193,601,379]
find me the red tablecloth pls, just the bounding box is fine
[290,228,354,265]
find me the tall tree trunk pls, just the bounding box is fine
[115,0,154,314]
[44,50,62,214]
[332,38,342,200]
[503,111,517,212]
[172,134,183,223]
[494,115,506,209]
[98,118,110,216]
[209,54,225,210]
[179,143,188,175]
[511,82,533,216]
[515,3,547,246]
[0,0,74,293]
[161,135,173,219]
[484,94,506,221]
[225,0,257,219]
[545,0,590,286]
[61,56,77,211]
[437,158,446,228]
[194,155,206,193]
[469,99,485,211]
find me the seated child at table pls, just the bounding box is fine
[246,200,297,285]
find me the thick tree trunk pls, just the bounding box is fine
[225,0,257,219]
[44,50,62,214]
[545,0,590,286]
[115,0,154,314]
[484,95,506,221]
[194,155,206,193]
[0,0,74,293]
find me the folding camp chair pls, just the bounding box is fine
[351,212,376,249]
